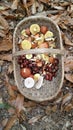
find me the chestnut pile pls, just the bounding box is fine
[17,24,59,89]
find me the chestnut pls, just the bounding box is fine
[25,28,31,36]
[40,26,48,34]
[39,42,49,48]
[20,68,31,78]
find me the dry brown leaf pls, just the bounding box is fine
[45,106,51,115]
[65,74,73,83]
[2,118,8,127]
[14,94,24,113]
[46,105,57,115]
[60,2,70,7]
[64,55,73,83]
[24,101,37,108]
[64,61,73,72]
[0,60,4,66]
[39,0,49,4]
[61,92,73,111]
[11,0,19,10]
[5,75,16,98]
[0,54,12,61]
[8,108,15,115]
[62,93,72,106]
[8,63,13,74]
[0,15,9,33]
[52,105,57,112]
[62,33,73,46]
[9,94,24,114]
[0,34,12,52]
[11,85,18,91]
[0,30,6,37]
[28,115,42,124]
[64,103,73,112]
[51,14,61,24]
[4,115,17,130]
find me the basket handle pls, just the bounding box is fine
[13,48,65,57]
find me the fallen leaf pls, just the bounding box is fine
[8,63,13,74]
[62,33,73,46]
[61,93,72,111]
[8,107,15,115]
[20,111,27,121]
[31,1,36,14]
[11,0,19,10]
[4,115,17,130]
[46,105,57,115]
[0,15,9,33]
[65,74,73,83]
[39,0,49,4]
[2,118,8,127]
[0,60,4,66]
[24,101,37,108]
[64,103,73,112]
[64,55,73,83]
[9,94,24,114]
[14,94,24,113]
[51,14,61,24]
[0,30,6,37]
[0,54,12,61]
[11,85,18,91]
[5,75,16,98]
[45,106,51,115]
[60,2,70,7]
[52,105,57,112]
[28,115,42,124]
[0,34,12,52]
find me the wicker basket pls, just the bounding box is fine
[13,16,64,102]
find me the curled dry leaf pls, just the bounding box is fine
[61,93,73,112]
[24,101,37,108]
[46,105,57,115]
[9,94,24,114]
[65,74,73,83]
[0,29,6,37]
[0,15,9,33]
[3,115,17,130]
[11,0,19,10]
[14,94,24,113]
[62,33,73,46]
[31,1,36,14]
[5,75,16,98]
[0,34,12,52]
[2,118,8,127]
[64,57,73,70]
[28,115,42,124]
[8,63,13,74]
[39,0,49,4]
[64,103,73,112]
[62,93,72,106]
[0,54,12,61]
[51,14,61,24]
[64,55,73,83]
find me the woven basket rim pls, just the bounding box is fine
[13,16,64,102]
